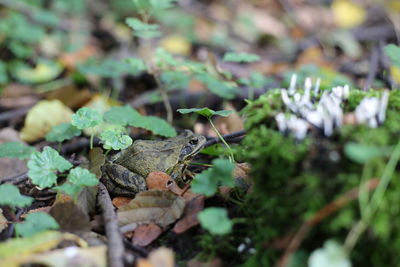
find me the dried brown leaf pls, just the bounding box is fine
[117,190,185,228]
[132,223,163,247]
[173,195,205,234]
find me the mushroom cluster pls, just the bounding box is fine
[275,75,389,140]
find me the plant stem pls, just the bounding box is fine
[344,140,400,253]
[90,133,94,150]
[208,118,235,162]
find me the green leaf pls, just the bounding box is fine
[55,167,98,197]
[45,123,82,142]
[177,107,233,119]
[198,207,233,235]
[344,142,392,164]
[125,18,161,39]
[100,129,133,150]
[27,147,73,188]
[191,158,235,196]
[125,58,146,74]
[155,47,181,67]
[9,59,63,84]
[308,240,351,267]
[71,107,102,130]
[104,106,177,137]
[196,74,238,99]
[384,44,400,68]
[161,71,190,90]
[15,212,59,237]
[103,106,142,126]
[0,142,36,159]
[0,184,33,208]
[223,52,260,63]
[132,116,177,137]
[67,167,98,186]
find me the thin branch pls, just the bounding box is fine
[98,182,125,267]
[204,130,246,148]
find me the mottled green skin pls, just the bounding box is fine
[101,130,206,197]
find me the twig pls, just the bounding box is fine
[204,130,246,148]
[0,172,28,185]
[276,178,379,267]
[98,182,125,267]
[0,106,31,124]
[363,44,380,91]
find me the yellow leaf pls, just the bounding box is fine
[332,0,366,28]
[0,231,86,267]
[160,35,191,56]
[391,66,400,84]
[20,100,73,142]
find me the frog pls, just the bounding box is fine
[100,130,206,197]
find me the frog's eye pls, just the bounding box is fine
[189,138,198,145]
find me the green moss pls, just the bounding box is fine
[238,88,400,266]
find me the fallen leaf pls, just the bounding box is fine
[89,148,106,179]
[112,197,133,208]
[173,195,205,234]
[22,245,106,267]
[0,231,86,267]
[332,0,366,29]
[20,100,73,143]
[0,128,28,180]
[137,247,175,267]
[160,35,191,56]
[0,84,39,108]
[187,258,222,267]
[117,190,185,229]
[146,172,171,190]
[0,209,9,234]
[132,223,163,246]
[49,202,91,233]
[47,85,92,109]
[60,45,99,70]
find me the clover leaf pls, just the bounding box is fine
[198,207,233,235]
[177,108,233,119]
[100,127,133,150]
[55,167,98,198]
[15,212,59,237]
[0,142,36,159]
[45,122,82,142]
[71,107,102,130]
[0,184,33,208]
[27,147,73,188]
[191,158,235,196]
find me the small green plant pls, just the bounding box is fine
[177,107,235,162]
[0,184,59,237]
[198,207,233,235]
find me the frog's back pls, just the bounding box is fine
[115,139,182,177]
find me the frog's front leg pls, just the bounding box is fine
[101,163,147,197]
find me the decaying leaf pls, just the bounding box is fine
[49,202,91,234]
[117,190,185,229]
[0,231,87,267]
[21,245,107,267]
[20,100,73,142]
[146,171,171,190]
[0,209,9,234]
[137,247,175,267]
[132,223,163,246]
[173,195,205,234]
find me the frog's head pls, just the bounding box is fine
[178,130,206,162]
